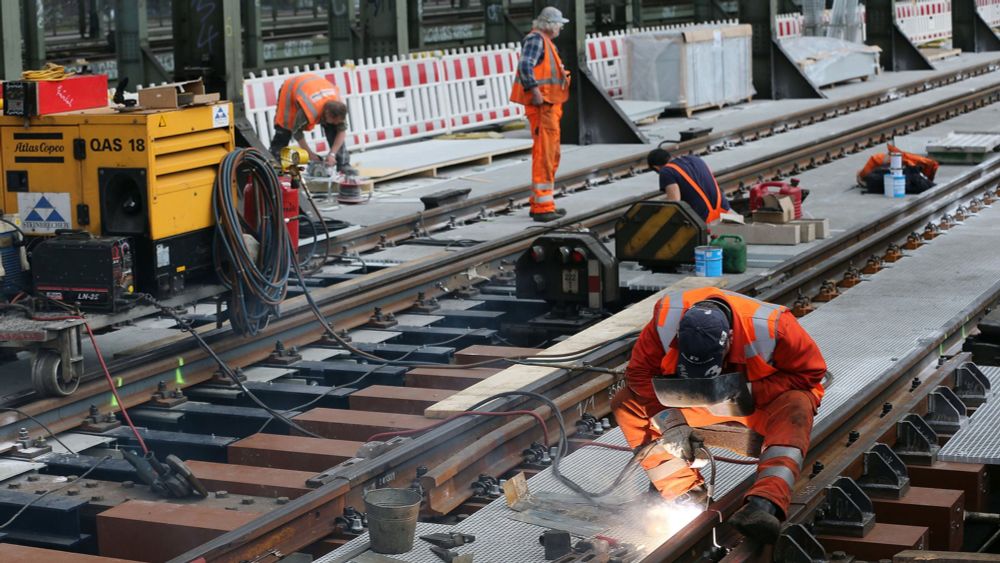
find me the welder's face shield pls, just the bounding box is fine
[652,372,755,417]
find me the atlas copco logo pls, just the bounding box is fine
[14,142,64,154]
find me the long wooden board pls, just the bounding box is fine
[425,277,726,418]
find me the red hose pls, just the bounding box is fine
[36,314,150,454]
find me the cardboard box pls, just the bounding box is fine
[793,218,830,239]
[710,222,801,245]
[752,194,795,224]
[138,79,220,109]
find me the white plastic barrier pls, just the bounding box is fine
[979,0,1000,27]
[346,55,451,151]
[896,0,952,45]
[440,44,524,130]
[586,31,625,98]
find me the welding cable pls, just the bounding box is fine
[0,455,110,530]
[213,148,290,336]
[138,294,325,439]
[0,407,76,455]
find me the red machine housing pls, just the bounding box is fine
[749,179,803,219]
[243,176,300,249]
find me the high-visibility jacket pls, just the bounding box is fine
[664,161,725,223]
[510,32,570,105]
[627,287,826,427]
[858,144,939,182]
[274,73,341,132]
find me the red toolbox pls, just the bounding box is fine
[3,74,109,117]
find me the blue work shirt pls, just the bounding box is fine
[657,155,731,222]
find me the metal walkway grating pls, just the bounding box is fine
[938,366,1000,464]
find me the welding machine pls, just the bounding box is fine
[32,233,135,313]
[615,201,707,272]
[516,231,618,322]
[0,101,235,297]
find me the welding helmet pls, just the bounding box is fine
[652,299,754,416]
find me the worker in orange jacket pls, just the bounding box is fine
[270,73,357,175]
[856,143,938,186]
[510,7,571,223]
[612,287,827,543]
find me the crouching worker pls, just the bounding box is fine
[612,287,827,543]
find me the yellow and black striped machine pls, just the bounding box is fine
[615,201,708,272]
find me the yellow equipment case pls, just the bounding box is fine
[0,102,235,296]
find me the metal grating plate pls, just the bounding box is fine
[938,366,1000,464]
[323,201,1000,562]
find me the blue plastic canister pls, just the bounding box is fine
[694,246,723,277]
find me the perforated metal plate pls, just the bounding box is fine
[938,366,1000,464]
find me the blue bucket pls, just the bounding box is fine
[695,246,723,277]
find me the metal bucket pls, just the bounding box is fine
[364,488,422,554]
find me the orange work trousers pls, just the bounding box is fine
[611,385,814,515]
[525,103,562,214]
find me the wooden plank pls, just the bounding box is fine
[425,277,726,418]
[186,460,315,499]
[228,433,361,472]
[819,523,928,561]
[292,408,436,441]
[405,366,501,390]
[348,385,455,414]
[454,345,543,365]
[97,500,258,561]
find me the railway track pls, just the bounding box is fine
[2,60,1000,562]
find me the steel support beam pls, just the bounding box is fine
[89,0,107,40]
[114,0,169,87]
[360,0,408,58]
[22,0,45,71]
[865,0,933,71]
[544,0,645,145]
[484,0,522,44]
[693,0,727,22]
[739,0,823,99]
[631,0,643,27]
[328,0,356,62]
[952,0,1000,53]
[0,1,22,80]
[243,0,263,71]
[171,0,243,103]
[408,0,424,52]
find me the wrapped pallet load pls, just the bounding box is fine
[623,24,754,117]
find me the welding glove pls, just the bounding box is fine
[650,409,703,464]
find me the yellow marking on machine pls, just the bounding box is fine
[622,205,678,257]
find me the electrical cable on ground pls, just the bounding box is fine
[0,455,110,529]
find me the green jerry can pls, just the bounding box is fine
[711,234,747,274]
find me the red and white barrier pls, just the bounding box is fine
[978,0,1000,27]
[896,0,952,45]
[440,45,524,130]
[775,7,867,40]
[586,32,625,98]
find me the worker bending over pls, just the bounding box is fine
[270,73,357,176]
[612,287,826,543]
[647,149,730,223]
[510,7,571,223]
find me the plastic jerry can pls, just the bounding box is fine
[711,234,747,274]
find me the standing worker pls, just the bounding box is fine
[612,287,827,543]
[510,7,571,223]
[270,73,357,176]
[647,149,730,223]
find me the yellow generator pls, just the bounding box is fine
[0,102,235,297]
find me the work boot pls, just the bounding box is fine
[727,496,782,544]
[531,208,567,222]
